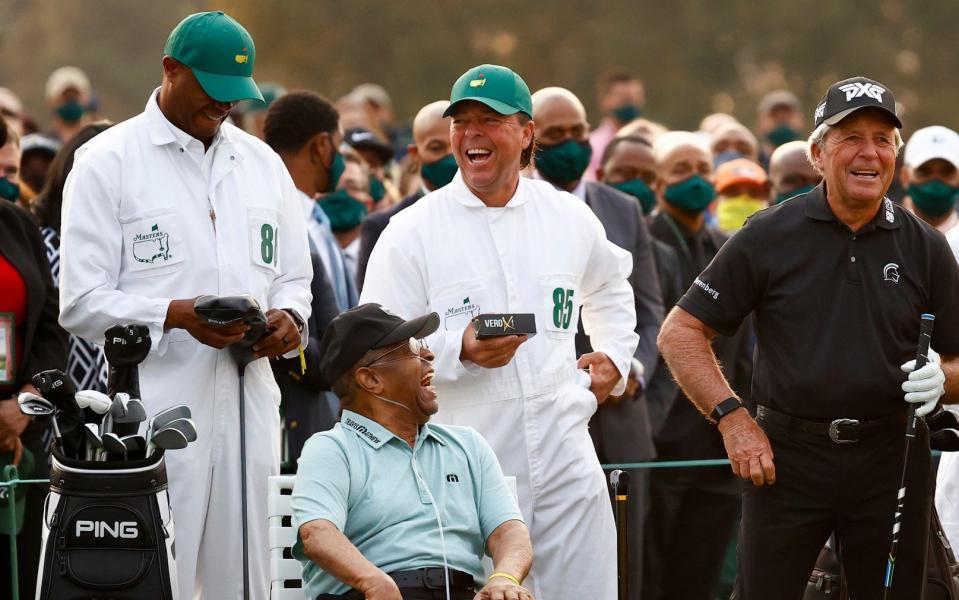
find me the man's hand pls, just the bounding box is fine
[577,352,621,405]
[718,409,775,486]
[165,298,249,349]
[902,349,946,418]
[460,322,528,368]
[356,570,403,600]
[0,397,30,452]
[474,577,535,600]
[252,309,301,359]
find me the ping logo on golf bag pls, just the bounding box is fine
[66,505,152,549]
[75,520,139,539]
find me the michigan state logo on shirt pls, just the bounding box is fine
[132,224,172,264]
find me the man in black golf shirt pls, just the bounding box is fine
[658,76,959,599]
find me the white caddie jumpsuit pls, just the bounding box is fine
[59,91,313,600]
[360,172,638,600]
[935,237,959,548]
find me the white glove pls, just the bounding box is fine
[901,348,945,418]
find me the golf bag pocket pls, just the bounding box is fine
[36,451,179,600]
[59,502,155,589]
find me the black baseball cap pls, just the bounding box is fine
[344,128,394,164]
[813,76,902,129]
[318,303,439,386]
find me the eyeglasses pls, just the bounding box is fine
[363,337,429,367]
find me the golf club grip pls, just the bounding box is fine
[906,314,935,437]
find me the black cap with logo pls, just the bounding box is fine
[813,76,902,129]
[317,303,439,386]
[344,128,394,164]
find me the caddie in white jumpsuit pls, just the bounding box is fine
[360,64,637,600]
[58,12,312,600]
[935,231,959,547]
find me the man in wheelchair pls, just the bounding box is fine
[292,303,535,600]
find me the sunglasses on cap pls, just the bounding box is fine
[362,337,430,367]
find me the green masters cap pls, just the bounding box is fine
[444,64,532,118]
[163,11,264,103]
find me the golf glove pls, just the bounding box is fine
[901,347,945,418]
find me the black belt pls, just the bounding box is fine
[756,405,906,444]
[390,567,475,590]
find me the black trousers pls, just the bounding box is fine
[317,589,474,599]
[643,469,741,600]
[735,416,932,599]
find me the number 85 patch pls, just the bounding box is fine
[248,207,279,272]
[540,274,579,339]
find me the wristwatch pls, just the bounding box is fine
[709,397,745,425]
[282,309,306,335]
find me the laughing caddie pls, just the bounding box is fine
[360,64,638,600]
[59,12,312,599]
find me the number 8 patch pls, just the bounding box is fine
[248,208,279,271]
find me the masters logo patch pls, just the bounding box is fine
[444,296,480,330]
[132,224,172,264]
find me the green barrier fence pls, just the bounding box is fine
[0,457,729,599]
[1,454,940,599]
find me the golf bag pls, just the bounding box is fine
[804,509,959,599]
[34,449,179,599]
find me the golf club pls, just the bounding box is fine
[159,417,197,443]
[610,469,630,600]
[194,294,266,600]
[102,432,128,458]
[147,427,190,457]
[18,393,63,450]
[883,313,934,597]
[75,390,113,416]
[32,370,84,458]
[84,423,103,461]
[121,435,147,459]
[146,405,192,447]
[103,324,151,437]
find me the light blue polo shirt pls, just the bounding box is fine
[291,410,524,597]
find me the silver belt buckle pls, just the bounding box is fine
[828,418,860,444]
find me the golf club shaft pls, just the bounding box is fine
[883,313,934,597]
[610,470,629,600]
[239,367,250,600]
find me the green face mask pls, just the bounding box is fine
[319,189,368,232]
[420,153,458,189]
[536,139,593,185]
[369,175,386,203]
[55,100,85,124]
[0,177,20,202]
[773,184,817,205]
[611,178,656,215]
[326,151,345,193]
[663,174,716,213]
[612,103,642,124]
[909,180,959,218]
[766,124,800,147]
